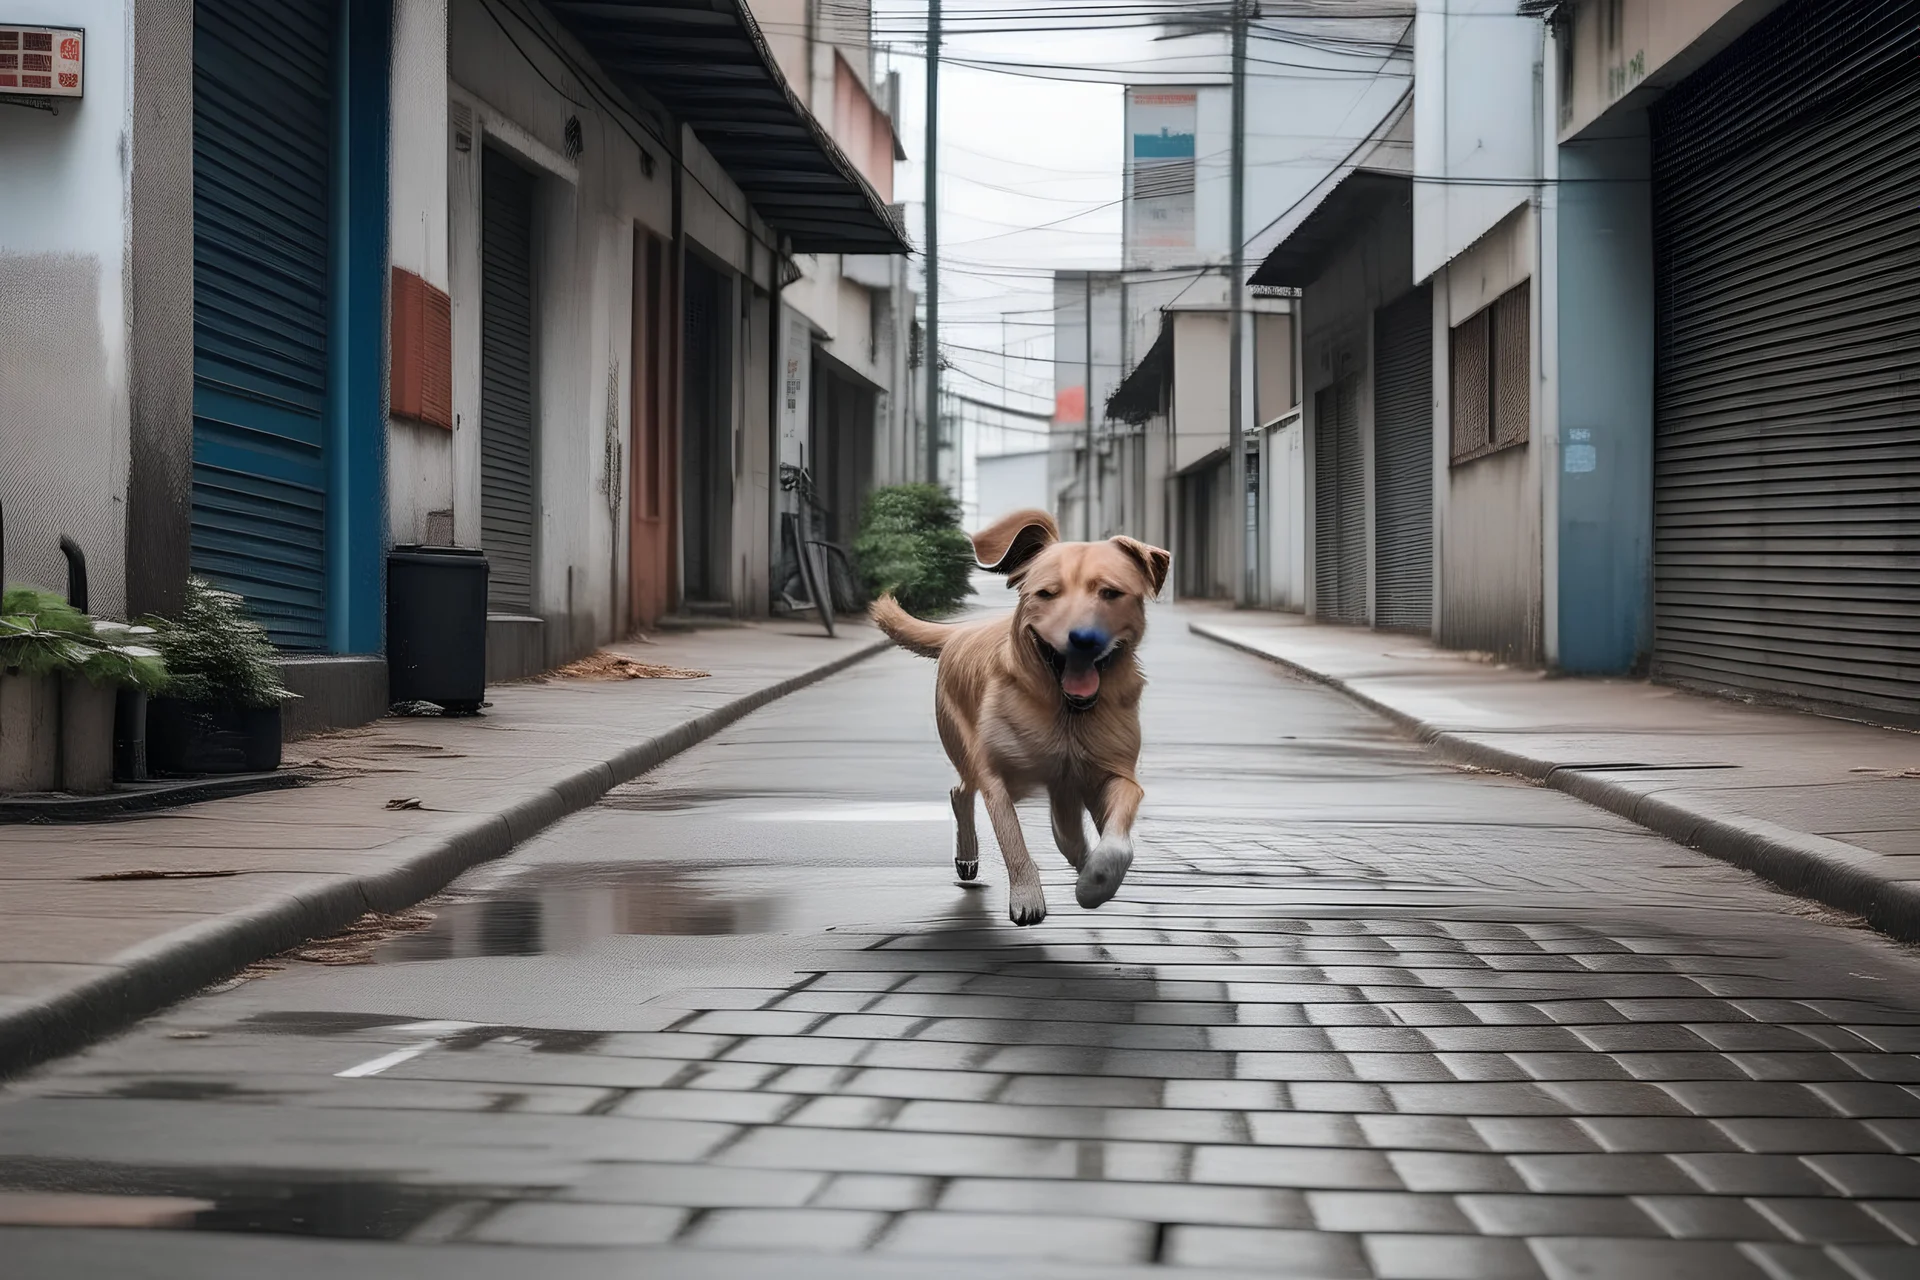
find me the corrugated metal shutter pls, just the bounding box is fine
[1314,378,1366,623]
[481,149,538,613]
[1373,286,1432,631]
[191,0,335,651]
[1651,0,1920,723]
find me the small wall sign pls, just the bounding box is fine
[0,25,82,97]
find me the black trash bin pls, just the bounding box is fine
[387,545,489,713]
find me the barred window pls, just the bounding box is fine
[1449,283,1530,464]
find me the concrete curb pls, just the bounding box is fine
[1192,620,1920,945]
[0,637,892,1078]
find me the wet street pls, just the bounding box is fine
[5,621,1920,1278]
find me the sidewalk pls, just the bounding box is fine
[1188,608,1920,943]
[0,621,887,1076]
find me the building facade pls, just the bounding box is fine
[1,0,901,734]
[1246,0,1917,727]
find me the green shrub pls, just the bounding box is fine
[853,484,976,617]
[145,577,293,708]
[1,585,169,690]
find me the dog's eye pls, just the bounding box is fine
[1033,588,1057,600]
[1098,587,1124,601]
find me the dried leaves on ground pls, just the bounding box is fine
[555,651,710,680]
[281,909,437,966]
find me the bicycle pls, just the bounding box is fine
[776,464,862,636]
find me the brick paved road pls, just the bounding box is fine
[4,620,1920,1277]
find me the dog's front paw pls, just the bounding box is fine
[1008,883,1048,926]
[1076,835,1134,909]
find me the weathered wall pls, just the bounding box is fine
[1557,0,1784,141]
[389,0,454,547]
[127,0,195,619]
[1555,113,1653,674]
[0,1,136,616]
[1435,206,1542,662]
[448,0,682,652]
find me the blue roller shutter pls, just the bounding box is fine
[191,0,335,650]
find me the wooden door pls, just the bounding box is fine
[629,231,675,630]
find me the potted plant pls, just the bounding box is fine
[145,578,295,776]
[1,587,168,794]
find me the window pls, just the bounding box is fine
[1449,283,1530,464]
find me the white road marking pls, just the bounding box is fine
[738,803,952,823]
[334,1044,433,1079]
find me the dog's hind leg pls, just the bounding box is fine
[1077,775,1143,910]
[1049,783,1090,870]
[951,785,979,881]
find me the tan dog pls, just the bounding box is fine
[870,509,1171,925]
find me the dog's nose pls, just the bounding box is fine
[1068,629,1106,654]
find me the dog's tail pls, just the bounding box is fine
[870,594,953,660]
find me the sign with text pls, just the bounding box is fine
[1126,89,1196,265]
[0,25,82,97]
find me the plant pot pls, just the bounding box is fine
[59,677,116,794]
[0,672,60,793]
[147,698,282,776]
[114,688,149,782]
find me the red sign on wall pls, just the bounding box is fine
[0,26,83,97]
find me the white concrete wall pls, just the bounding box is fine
[0,0,132,616]
[389,0,454,547]
[1412,0,1541,282]
[1260,415,1305,611]
[974,450,1051,529]
[1171,310,1229,475]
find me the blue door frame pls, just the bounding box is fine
[329,0,391,656]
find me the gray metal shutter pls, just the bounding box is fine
[1373,286,1432,632]
[481,149,538,613]
[1651,0,1920,723]
[1314,379,1366,623]
[190,0,334,650]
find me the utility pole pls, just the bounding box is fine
[924,0,942,487]
[1226,0,1251,606]
[1083,273,1094,541]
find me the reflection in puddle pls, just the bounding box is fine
[376,864,782,961]
[0,1164,498,1239]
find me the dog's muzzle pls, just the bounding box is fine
[1033,632,1124,712]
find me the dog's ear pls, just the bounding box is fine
[1110,536,1172,597]
[973,508,1059,577]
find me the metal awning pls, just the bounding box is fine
[1248,169,1410,288]
[1105,318,1173,425]
[547,0,907,255]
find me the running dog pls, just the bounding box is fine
[870,509,1171,926]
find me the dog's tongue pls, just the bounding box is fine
[1061,660,1100,700]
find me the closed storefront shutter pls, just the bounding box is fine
[191,0,335,650]
[1373,285,1433,632]
[1651,0,1920,722]
[1314,378,1367,623]
[481,149,538,613]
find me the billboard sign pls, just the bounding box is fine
[1126,89,1196,264]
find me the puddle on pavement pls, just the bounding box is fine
[0,1163,502,1239]
[373,864,783,961]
